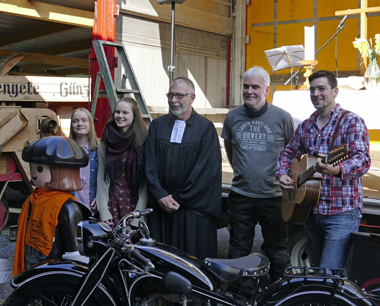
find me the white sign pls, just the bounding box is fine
[0,76,89,102]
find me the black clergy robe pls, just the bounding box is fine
[145,108,222,259]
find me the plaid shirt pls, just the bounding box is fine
[276,104,370,215]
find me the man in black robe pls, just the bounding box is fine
[145,77,222,259]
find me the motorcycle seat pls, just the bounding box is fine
[203,253,269,283]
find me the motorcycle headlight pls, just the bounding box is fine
[77,221,85,255]
[99,221,112,233]
[76,219,112,256]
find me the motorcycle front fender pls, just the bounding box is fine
[12,259,88,288]
[256,277,376,306]
[11,260,117,306]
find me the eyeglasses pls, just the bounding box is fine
[166,93,190,100]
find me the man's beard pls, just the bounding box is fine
[170,103,187,116]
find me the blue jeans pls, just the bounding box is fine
[304,208,362,269]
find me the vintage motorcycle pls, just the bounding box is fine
[3,209,379,306]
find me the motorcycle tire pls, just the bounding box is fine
[270,290,372,306]
[3,283,107,306]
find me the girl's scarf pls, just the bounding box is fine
[104,123,145,200]
[244,100,269,118]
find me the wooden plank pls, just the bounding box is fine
[0,54,24,76]
[230,0,245,106]
[120,0,231,35]
[14,66,88,75]
[270,71,360,83]
[18,64,62,72]
[9,71,62,77]
[335,6,380,16]
[35,39,92,56]
[0,75,88,85]
[361,0,369,74]
[0,0,94,28]
[11,70,89,77]
[210,0,232,6]
[0,49,88,68]
[11,152,33,193]
[0,24,76,48]
[53,68,89,76]
[0,110,28,151]
[0,154,7,174]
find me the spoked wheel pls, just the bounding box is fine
[271,290,370,306]
[3,283,106,306]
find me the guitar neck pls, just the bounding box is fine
[295,145,348,189]
[297,166,316,188]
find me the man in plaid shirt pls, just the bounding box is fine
[276,70,370,269]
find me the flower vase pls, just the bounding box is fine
[364,62,380,90]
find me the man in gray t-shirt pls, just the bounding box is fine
[221,66,295,282]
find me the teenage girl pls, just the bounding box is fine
[69,108,98,215]
[96,97,148,227]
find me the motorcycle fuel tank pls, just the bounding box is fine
[136,242,215,290]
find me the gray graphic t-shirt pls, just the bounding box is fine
[222,104,295,198]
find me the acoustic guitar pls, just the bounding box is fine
[282,145,349,225]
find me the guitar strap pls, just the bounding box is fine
[329,110,350,152]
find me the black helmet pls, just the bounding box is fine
[22,136,88,167]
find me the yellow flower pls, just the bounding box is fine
[353,35,380,64]
[375,34,380,54]
[353,38,370,55]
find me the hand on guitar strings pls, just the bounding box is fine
[279,175,296,192]
[314,154,342,177]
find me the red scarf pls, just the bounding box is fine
[104,122,145,200]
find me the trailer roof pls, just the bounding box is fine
[0,0,95,77]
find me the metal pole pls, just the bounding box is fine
[169,1,175,84]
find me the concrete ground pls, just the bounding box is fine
[0,231,15,303]
[0,189,22,303]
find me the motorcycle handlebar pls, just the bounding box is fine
[130,248,155,271]
[131,208,153,219]
[121,209,153,228]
